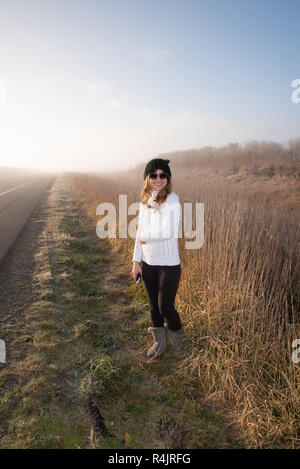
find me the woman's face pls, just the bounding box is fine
[148,168,169,191]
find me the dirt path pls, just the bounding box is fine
[0,175,242,449]
[0,177,57,436]
[0,179,55,333]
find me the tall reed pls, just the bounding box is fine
[64,141,299,447]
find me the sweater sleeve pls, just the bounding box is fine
[132,202,143,262]
[139,195,181,243]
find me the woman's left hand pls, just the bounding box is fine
[138,237,145,244]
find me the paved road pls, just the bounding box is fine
[0,170,56,263]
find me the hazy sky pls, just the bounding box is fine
[0,0,300,172]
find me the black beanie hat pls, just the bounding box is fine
[143,158,171,180]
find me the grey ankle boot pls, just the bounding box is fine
[147,326,167,359]
[164,324,184,352]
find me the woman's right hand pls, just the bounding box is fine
[131,261,142,282]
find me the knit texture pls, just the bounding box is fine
[132,191,181,266]
[143,158,171,180]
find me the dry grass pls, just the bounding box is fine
[64,139,300,448]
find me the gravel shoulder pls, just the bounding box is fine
[0,178,57,353]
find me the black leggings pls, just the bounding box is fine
[141,260,182,331]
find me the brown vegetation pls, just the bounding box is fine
[65,139,300,448]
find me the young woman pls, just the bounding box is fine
[131,158,184,360]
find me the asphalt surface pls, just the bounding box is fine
[0,170,56,263]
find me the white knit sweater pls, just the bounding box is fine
[132,190,181,266]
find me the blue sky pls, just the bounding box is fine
[0,0,299,171]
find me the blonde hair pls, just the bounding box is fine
[140,174,172,208]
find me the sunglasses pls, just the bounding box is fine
[149,173,169,180]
